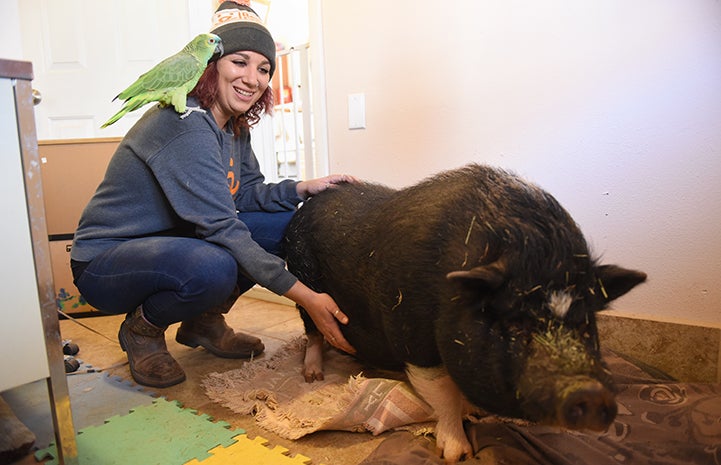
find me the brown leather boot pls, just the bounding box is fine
[118,308,186,388]
[175,312,264,359]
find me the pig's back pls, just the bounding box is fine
[285,164,588,368]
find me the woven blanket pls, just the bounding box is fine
[358,352,721,465]
[203,337,435,440]
[204,337,721,465]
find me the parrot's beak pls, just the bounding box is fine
[215,41,224,58]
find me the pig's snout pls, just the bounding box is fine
[559,380,617,432]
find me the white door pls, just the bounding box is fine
[18,0,214,140]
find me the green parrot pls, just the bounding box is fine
[101,33,223,128]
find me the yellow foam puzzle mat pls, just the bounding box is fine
[183,434,327,465]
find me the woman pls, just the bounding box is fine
[71,1,355,388]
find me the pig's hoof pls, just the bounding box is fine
[436,436,473,463]
[302,367,325,383]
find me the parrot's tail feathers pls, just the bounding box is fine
[100,98,147,128]
[101,111,124,128]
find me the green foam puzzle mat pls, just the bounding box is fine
[35,398,242,465]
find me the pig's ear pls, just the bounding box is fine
[596,265,647,302]
[446,261,506,289]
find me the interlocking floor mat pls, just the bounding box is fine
[183,434,326,465]
[35,398,241,465]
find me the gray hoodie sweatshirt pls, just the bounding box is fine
[71,99,302,295]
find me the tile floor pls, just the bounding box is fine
[10,297,387,465]
[11,296,712,464]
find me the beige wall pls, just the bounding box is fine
[318,0,721,327]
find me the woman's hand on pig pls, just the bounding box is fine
[284,281,356,354]
[296,174,360,200]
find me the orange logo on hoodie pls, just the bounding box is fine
[228,157,239,195]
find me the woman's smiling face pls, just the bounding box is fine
[210,51,272,128]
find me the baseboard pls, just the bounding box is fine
[597,313,721,383]
[244,285,294,307]
[243,289,720,383]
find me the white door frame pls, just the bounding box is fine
[307,0,330,178]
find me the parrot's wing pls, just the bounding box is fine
[116,52,205,103]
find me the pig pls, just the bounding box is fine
[284,164,647,462]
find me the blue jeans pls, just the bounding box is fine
[72,210,295,327]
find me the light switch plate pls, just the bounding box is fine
[348,93,366,129]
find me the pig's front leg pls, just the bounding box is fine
[406,364,473,462]
[303,331,326,382]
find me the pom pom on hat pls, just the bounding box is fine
[211,1,276,77]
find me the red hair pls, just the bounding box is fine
[189,61,274,137]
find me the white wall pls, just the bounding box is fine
[5,0,719,327]
[319,0,721,327]
[0,1,23,60]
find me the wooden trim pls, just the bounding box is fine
[245,285,294,307]
[0,59,33,80]
[39,137,123,146]
[15,77,79,463]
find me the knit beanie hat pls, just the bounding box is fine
[210,1,276,77]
